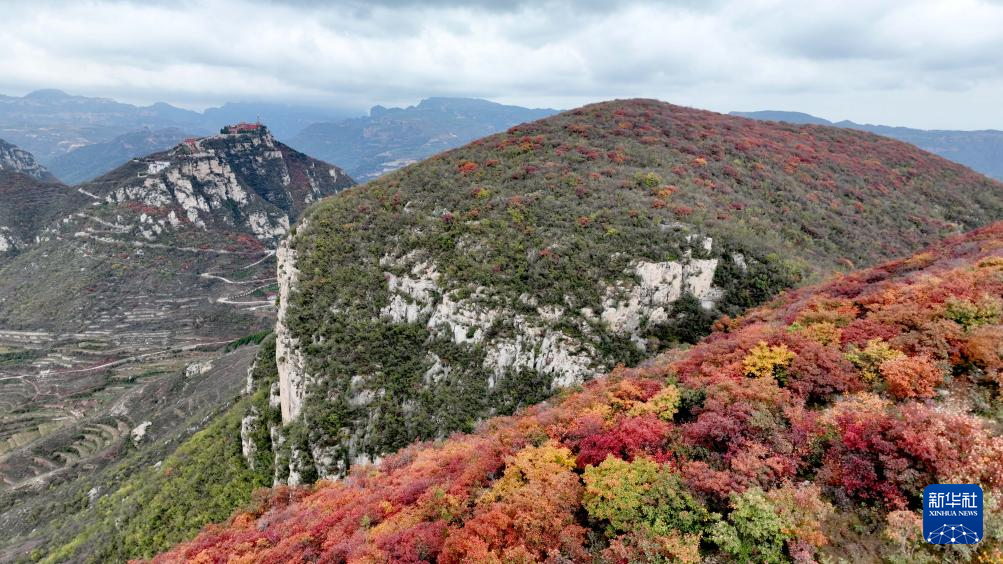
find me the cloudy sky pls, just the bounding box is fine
[2,0,1003,129]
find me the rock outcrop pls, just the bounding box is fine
[276,234,308,423]
[0,139,55,182]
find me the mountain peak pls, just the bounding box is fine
[78,124,353,248]
[23,88,71,101]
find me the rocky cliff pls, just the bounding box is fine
[0,138,56,182]
[0,141,83,255]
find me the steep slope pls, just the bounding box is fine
[733,110,1003,181]
[0,141,85,254]
[0,124,353,333]
[156,221,1003,563]
[289,97,557,180]
[272,98,1003,479]
[0,125,354,561]
[46,127,191,184]
[0,138,55,181]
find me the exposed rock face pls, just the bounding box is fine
[0,227,16,252]
[597,240,722,341]
[376,255,604,390]
[240,410,259,468]
[0,139,54,182]
[130,421,152,445]
[276,234,307,423]
[95,130,350,246]
[274,231,728,472]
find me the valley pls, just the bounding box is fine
[0,126,352,561]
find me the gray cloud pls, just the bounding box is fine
[0,0,1001,128]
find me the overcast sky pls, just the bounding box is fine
[2,0,1003,129]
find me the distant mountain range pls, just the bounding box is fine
[0,89,354,169]
[0,90,556,185]
[45,127,191,185]
[288,97,558,180]
[731,110,1003,180]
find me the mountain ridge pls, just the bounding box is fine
[289,97,558,180]
[45,127,191,185]
[732,110,1003,180]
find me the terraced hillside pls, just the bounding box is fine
[0,125,354,561]
[272,99,1003,480]
[158,220,1003,563]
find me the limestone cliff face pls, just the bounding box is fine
[0,139,54,182]
[92,130,352,247]
[276,220,731,474]
[276,233,307,423]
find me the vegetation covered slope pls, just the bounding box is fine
[0,172,86,255]
[732,110,1003,182]
[156,221,1003,563]
[278,98,1003,476]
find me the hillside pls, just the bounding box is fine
[0,138,55,181]
[0,141,85,254]
[733,110,1003,181]
[271,98,1003,481]
[0,125,353,561]
[155,220,1003,563]
[46,127,191,184]
[289,97,557,180]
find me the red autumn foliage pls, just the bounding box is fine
[456,161,479,175]
[573,414,671,468]
[880,354,942,399]
[153,223,1003,562]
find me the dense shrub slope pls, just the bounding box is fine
[278,98,1003,476]
[156,222,1003,563]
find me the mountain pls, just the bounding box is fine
[732,110,1003,181]
[729,110,833,126]
[0,138,56,181]
[268,98,1003,482]
[288,97,558,180]
[14,98,1003,563]
[0,125,353,561]
[0,89,357,164]
[155,220,1003,563]
[0,140,84,254]
[0,90,205,162]
[45,127,191,185]
[0,123,353,333]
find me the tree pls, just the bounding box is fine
[582,456,713,537]
[879,354,942,399]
